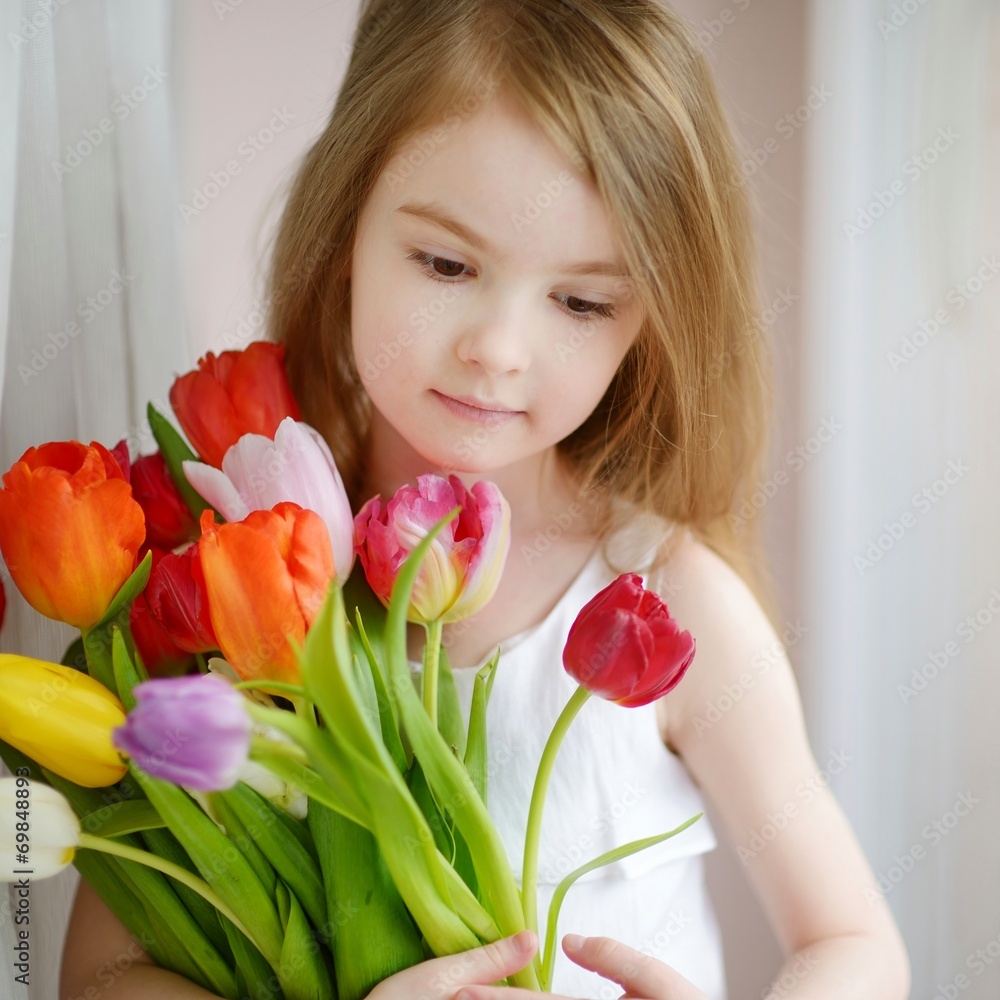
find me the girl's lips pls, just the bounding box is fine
[431,390,523,426]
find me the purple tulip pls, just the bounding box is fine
[112,674,251,790]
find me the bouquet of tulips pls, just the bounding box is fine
[0,340,701,999]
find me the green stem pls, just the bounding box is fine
[76,832,256,945]
[520,685,591,967]
[422,618,444,726]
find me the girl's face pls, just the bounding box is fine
[349,88,644,485]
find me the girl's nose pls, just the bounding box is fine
[454,313,532,375]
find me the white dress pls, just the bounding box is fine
[410,515,727,1000]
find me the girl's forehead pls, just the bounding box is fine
[372,95,628,277]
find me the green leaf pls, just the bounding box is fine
[96,550,154,630]
[81,799,164,838]
[112,625,146,711]
[60,636,88,672]
[294,586,493,950]
[221,915,276,1000]
[216,782,327,933]
[406,758,456,864]
[309,800,426,1000]
[140,826,234,966]
[382,512,535,987]
[538,813,704,990]
[350,613,408,774]
[40,767,239,995]
[464,651,500,805]
[267,793,320,868]
[436,645,466,759]
[212,792,278,895]
[129,766,285,969]
[147,402,213,519]
[83,550,153,695]
[85,847,237,996]
[275,879,335,1000]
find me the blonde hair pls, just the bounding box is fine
[267,0,780,626]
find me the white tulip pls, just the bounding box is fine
[183,417,355,583]
[0,778,79,880]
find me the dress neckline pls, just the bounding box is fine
[408,538,605,677]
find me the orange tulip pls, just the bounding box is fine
[197,502,334,684]
[169,341,301,468]
[0,442,144,630]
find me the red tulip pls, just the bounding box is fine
[129,591,196,677]
[130,452,199,549]
[110,439,131,482]
[562,573,696,707]
[169,341,301,468]
[144,544,218,655]
[0,441,145,629]
[197,502,335,684]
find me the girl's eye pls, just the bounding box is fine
[406,249,469,279]
[556,294,617,324]
[405,248,617,324]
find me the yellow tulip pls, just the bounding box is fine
[0,655,127,787]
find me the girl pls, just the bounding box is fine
[61,1,910,998]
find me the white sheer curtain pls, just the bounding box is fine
[0,1,185,996]
[799,1,999,995]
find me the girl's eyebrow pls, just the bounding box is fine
[395,200,633,281]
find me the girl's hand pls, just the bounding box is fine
[450,933,711,1000]
[364,930,540,1000]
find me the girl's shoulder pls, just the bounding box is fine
[641,528,784,752]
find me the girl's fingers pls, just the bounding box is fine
[562,934,706,1000]
[414,930,538,993]
[452,989,580,1000]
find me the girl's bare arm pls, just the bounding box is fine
[654,534,911,1000]
[60,878,222,999]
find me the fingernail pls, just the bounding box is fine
[514,929,535,950]
[563,933,585,951]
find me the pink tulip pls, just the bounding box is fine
[354,474,510,624]
[181,417,354,583]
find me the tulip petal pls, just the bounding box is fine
[0,780,79,880]
[200,523,304,683]
[563,573,696,707]
[112,675,252,791]
[182,459,251,523]
[0,656,127,787]
[0,448,144,629]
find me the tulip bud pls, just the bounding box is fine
[169,341,301,468]
[354,474,510,624]
[129,590,197,677]
[144,544,218,654]
[197,502,335,684]
[112,674,252,791]
[130,452,199,549]
[0,654,128,787]
[0,441,145,629]
[182,417,354,583]
[562,573,696,707]
[0,779,80,880]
